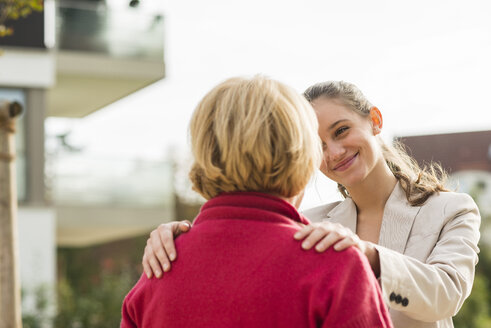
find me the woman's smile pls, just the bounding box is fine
[333,152,359,172]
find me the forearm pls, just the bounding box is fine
[376,244,477,321]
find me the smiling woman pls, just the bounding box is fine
[297,81,480,328]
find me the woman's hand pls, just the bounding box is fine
[294,222,363,252]
[142,220,192,279]
[294,222,380,276]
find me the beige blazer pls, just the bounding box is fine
[302,182,481,328]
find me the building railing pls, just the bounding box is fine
[46,153,174,208]
[57,0,164,59]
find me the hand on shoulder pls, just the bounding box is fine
[294,222,380,276]
[142,220,192,279]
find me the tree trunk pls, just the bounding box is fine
[0,101,23,328]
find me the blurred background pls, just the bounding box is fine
[0,0,490,327]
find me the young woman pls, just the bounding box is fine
[142,81,480,328]
[122,76,392,327]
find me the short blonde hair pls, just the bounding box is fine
[189,75,322,200]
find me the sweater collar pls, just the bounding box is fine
[195,192,311,226]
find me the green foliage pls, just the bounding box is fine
[21,285,53,328]
[22,236,146,328]
[0,0,43,37]
[21,271,137,328]
[453,272,491,328]
[52,236,145,327]
[54,271,136,328]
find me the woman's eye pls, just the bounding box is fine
[335,126,349,137]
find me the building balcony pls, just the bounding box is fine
[46,154,175,246]
[49,0,166,118]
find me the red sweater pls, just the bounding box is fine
[121,192,392,328]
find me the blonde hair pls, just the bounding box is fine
[189,75,322,200]
[303,80,448,206]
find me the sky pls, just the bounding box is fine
[46,0,491,208]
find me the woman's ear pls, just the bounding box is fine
[370,107,383,135]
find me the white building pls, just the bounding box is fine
[0,0,171,319]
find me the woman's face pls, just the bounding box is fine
[311,96,383,189]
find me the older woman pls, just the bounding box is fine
[120,76,392,328]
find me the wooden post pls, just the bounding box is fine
[0,100,23,328]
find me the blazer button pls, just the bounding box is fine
[395,295,402,304]
[402,298,409,307]
[389,292,396,302]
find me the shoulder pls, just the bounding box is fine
[299,246,380,314]
[299,245,372,284]
[418,191,481,236]
[122,274,153,318]
[301,201,343,223]
[423,190,480,218]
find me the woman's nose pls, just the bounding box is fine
[325,141,345,162]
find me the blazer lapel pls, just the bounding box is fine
[325,197,358,234]
[378,182,421,253]
[325,183,421,253]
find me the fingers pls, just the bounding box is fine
[333,234,360,251]
[157,223,177,264]
[314,229,349,252]
[293,224,313,240]
[141,221,193,279]
[152,227,172,273]
[143,239,165,279]
[177,220,192,234]
[142,253,153,279]
[164,221,192,261]
[294,222,358,252]
[301,226,336,250]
